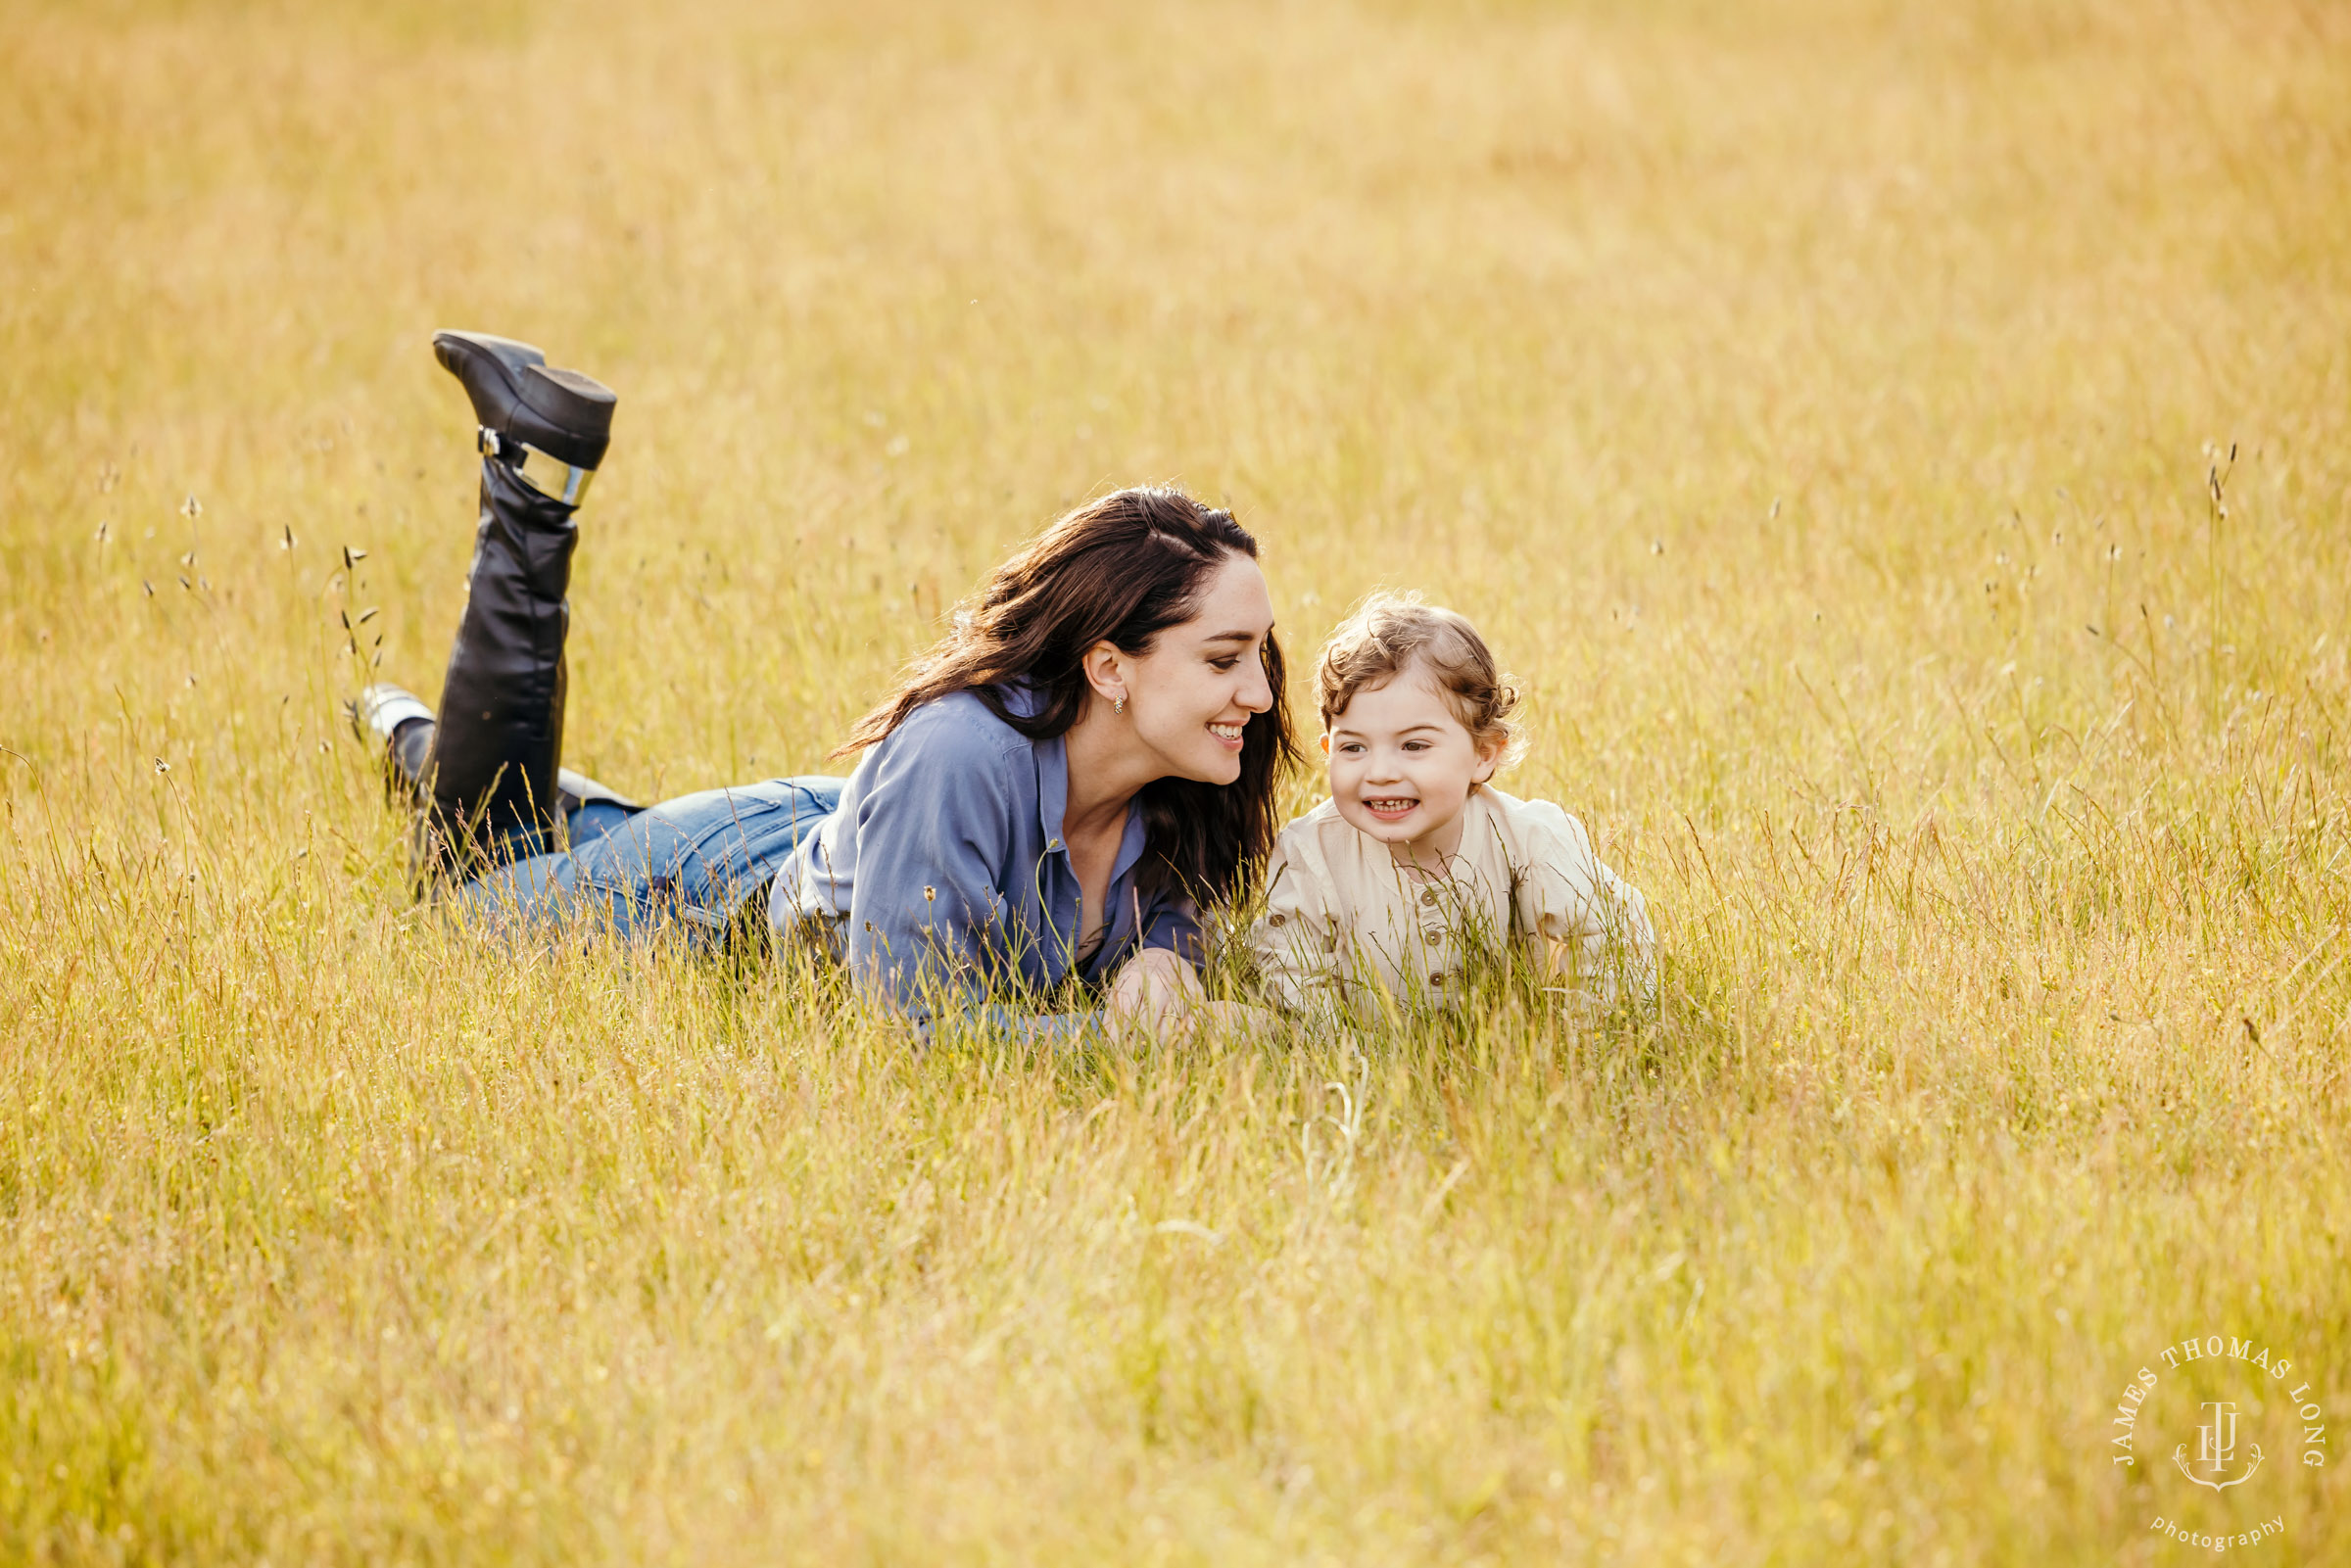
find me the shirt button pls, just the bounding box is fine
[1268,913,1286,927]
[1423,927,1444,946]
[1428,972,1448,988]
[1420,888,1438,907]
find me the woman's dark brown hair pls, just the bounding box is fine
[837,486,1297,903]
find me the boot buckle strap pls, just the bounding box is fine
[480,426,597,506]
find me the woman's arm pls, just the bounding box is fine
[832,708,1227,1043]
[831,711,1035,1033]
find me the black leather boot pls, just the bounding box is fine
[422,331,617,866]
[353,684,435,802]
[356,681,640,817]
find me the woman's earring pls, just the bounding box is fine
[1114,696,1127,717]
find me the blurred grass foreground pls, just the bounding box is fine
[4,0,2350,1560]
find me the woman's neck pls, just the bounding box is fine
[1059,701,1153,841]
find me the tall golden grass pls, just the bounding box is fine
[4,0,2349,1559]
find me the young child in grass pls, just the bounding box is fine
[1250,593,1655,1013]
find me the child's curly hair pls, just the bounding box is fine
[1314,591,1523,773]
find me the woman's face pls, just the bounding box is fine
[1120,553,1277,786]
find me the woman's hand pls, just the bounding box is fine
[1107,950,1278,1041]
[1106,946,1205,1034]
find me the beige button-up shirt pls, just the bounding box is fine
[1249,788,1655,1013]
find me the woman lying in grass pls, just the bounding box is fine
[356,330,1296,1041]
[1250,593,1655,1016]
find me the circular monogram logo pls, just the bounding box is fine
[2108,1333,2327,1550]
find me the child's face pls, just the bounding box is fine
[1321,664,1502,862]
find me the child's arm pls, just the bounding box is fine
[1510,799,1656,1005]
[1247,835,1343,1013]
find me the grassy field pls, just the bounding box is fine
[4,0,2350,1559]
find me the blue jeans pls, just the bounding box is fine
[453,777,843,948]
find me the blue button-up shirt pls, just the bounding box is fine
[769,686,1205,1035]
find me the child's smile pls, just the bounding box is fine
[1322,664,1503,870]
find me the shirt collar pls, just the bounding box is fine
[1018,687,1149,887]
[1111,794,1149,885]
[1037,728,1072,852]
[995,680,1050,721]
[991,684,1072,851]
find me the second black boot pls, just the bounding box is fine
[423,331,617,868]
